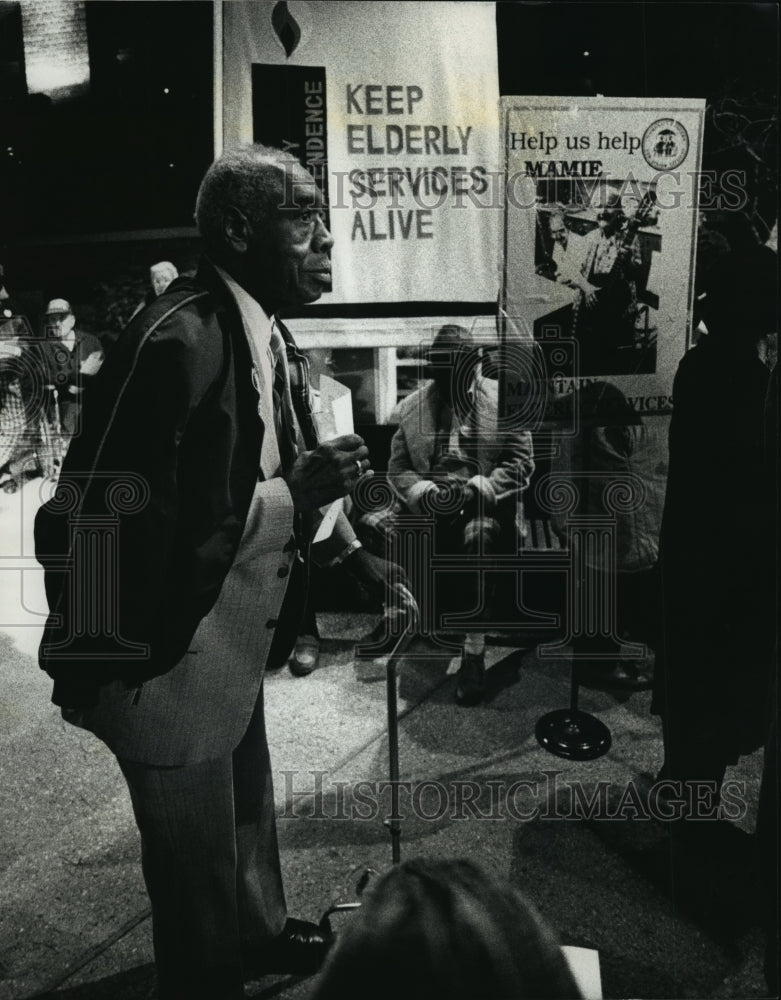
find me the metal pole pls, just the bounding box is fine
[386,654,402,865]
[382,595,418,866]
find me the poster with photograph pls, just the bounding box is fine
[502,97,705,415]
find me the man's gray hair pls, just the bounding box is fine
[195,144,301,256]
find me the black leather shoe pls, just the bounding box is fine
[289,634,321,676]
[247,918,331,977]
[455,651,486,706]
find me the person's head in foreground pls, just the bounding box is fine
[195,143,333,314]
[310,858,582,1000]
[149,261,178,297]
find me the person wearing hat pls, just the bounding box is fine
[358,324,534,705]
[570,193,643,373]
[42,298,104,440]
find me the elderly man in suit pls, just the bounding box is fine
[359,325,534,705]
[35,145,406,999]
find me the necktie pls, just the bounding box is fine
[270,325,299,476]
[256,343,282,480]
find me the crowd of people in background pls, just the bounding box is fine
[0,260,180,492]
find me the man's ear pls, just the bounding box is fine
[223,206,250,254]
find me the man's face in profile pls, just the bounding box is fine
[251,162,334,309]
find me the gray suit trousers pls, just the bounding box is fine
[118,683,286,1000]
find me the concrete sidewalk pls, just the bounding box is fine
[0,479,770,1000]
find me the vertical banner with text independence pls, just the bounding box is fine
[252,63,330,227]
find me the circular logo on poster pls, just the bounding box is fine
[642,118,690,170]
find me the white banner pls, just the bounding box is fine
[502,97,705,414]
[222,1,501,305]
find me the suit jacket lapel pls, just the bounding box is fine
[197,258,270,474]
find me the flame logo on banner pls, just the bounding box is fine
[272,2,301,58]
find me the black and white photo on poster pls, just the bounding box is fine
[532,177,661,379]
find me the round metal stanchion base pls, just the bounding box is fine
[535,708,612,760]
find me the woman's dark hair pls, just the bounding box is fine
[311,858,581,1000]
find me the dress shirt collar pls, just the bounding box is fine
[213,264,274,355]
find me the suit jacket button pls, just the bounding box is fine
[266,618,278,628]
[277,566,290,578]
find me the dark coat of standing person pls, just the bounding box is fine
[652,246,777,795]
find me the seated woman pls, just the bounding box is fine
[356,325,534,706]
[310,858,581,1000]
